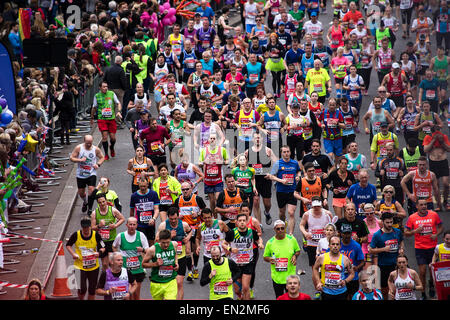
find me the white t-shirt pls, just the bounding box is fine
[159,105,186,123]
[303,20,323,40]
[411,17,433,30]
[368,98,397,113]
[245,2,258,26]
[112,231,150,252]
[316,237,330,257]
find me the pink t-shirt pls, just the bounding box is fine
[225,72,245,83]
[363,218,381,254]
[331,56,350,78]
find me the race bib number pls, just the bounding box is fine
[176,241,183,255]
[282,173,294,185]
[151,141,162,152]
[275,258,289,272]
[324,272,341,287]
[236,253,250,264]
[385,239,398,253]
[397,288,414,300]
[206,165,219,176]
[214,281,229,295]
[249,74,259,83]
[158,265,173,277]
[311,229,324,241]
[99,228,110,241]
[349,90,360,100]
[425,90,436,100]
[111,286,127,300]
[237,177,250,187]
[139,211,153,223]
[314,83,323,94]
[81,249,96,269]
[252,164,263,175]
[102,107,113,118]
[126,256,140,270]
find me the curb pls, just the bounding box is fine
[26,126,102,292]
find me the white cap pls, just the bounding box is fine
[392,62,400,69]
[312,200,322,207]
[273,220,286,228]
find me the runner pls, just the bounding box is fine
[319,97,346,163]
[431,230,450,264]
[401,156,442,212]
[326,157,356,219]
[263,220,301,298]
[301,139,334,179]
[346,169,378,219]
[196,208,230,263]
[174,155,204,194]
[361,204,380,270]
[152,163,181,222]
[95,251,137,300]
[112,217,149,300]
[352,270,384,300]
[285,102,309,162]
[215,174,247,229]
[91,81,122,161]
[90,193,125,272]
[387,254,423,300]
[370,122,400,167]
[305,59,331,104]
[376,184,407,230]
[223,213,264,300]
[294,162,328,215]
[127,146,157,193]
[267,146,302,235]
[375,143,405,202]
[66,216,106,300]
[198,133,230,214]
[157,207,192,300]
[404,198,444,300]
[231,154,257,213]
[139,117,172,167]
[257,96,287,154]
[299,197,333,270]
[397,95,420,142]
[142,229,179,300]
[344,141,368,181]
[70,135,105,214]
[174,182,207,281]
[193,109,224,150]
[312,235,355,300]
[276,275,312,300]
[129,176,160,247]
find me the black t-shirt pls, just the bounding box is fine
[302,153,333,177]
[325,169,356,199]
[335,218,369,240]
[189,108,219,124]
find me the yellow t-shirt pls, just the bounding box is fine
[305,68,330,97]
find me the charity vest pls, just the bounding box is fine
[222,189,244,223]
[300,177,323,211]
[230,228,254,265]
[263,110,282,143]
[168,34,183,57]
[200,219,224,258]
[132,157,151,186]
[418,113,436,141]
[121,61,132,86]
[321,252,347,295]
[169,119,185,148]
[179,194,201,229]
[151,242,177,283]
[209,258,234,300]
[96,91,116,120]
[437,243,450,262]
[387,72,404,97]
[203,147,224,186]
[74,230,99,271]
[376,28,391,49]
[76,144,97,179]
[95,206,117,242]
[412,169,433,203]
[402,147,421,172]
[375,132,394,159]
[120,231,144,274]
[104,268,129,300]
[238,109,257,141]
[246,62,262,88]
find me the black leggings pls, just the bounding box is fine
[78,268,99,296]
[287,135,305,161]
[401,7,413,27]
[271,71,284,95]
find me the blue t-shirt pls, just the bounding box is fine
[370,228,403,266]
[270,158,301,193]
[352,289,383,300]
[340,239,364,281]
[284,48,305,66]
[130,189,160,228]
[196,6,215,23]
[346,183,377,218]
[419,78,440,101]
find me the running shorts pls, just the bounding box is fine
[429,158,449,179]
[97,119,117,133]
[150,278,177,300]
[76,175,97,189]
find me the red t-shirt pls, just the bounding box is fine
[139,125,171,156]
[343,11,363,32]
[422,131,450,149]
[405,211,442,249]
[277,292,312,300]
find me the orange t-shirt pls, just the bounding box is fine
[406,211,442,249]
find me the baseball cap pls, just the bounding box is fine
[380,121,388,127]
[278,21,286,25]
[273,220,286,228]
[140,109,149,115]
[311,11,318,17]
[419,34,426,40]
[392,62,400,69]
[357,20,364,25]
[340,224,352,233]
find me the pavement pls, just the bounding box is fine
[1,6,449,300]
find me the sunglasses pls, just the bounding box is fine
[182,188,190,191]
[378,90,386,93]
[275,227,285,231]
[384,191,394,194]
[366,211,375,215]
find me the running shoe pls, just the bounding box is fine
[104,154,110,161]
[429,283,435,298]
[110,147,115,158]
[314,292,321,300]
[186,272,193,282]
[250,289,254,299]
[264,212,272,225]
[82,202,88,213]
[193,268,199,279]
